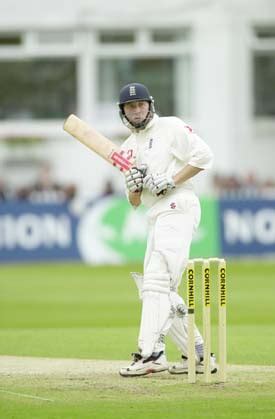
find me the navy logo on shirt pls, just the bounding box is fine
[148,138,154,149]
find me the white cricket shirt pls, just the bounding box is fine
[120,114,213,213]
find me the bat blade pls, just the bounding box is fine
[63,114,132,172]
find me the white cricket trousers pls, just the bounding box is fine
[138,194,201,357]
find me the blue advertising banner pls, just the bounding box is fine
[219,198,275,255]
[0,202,80,262]
[1,197,275,263]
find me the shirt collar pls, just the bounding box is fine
[135,114,159,133]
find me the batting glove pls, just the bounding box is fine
[144,173,176,196]
[125,167,144,193]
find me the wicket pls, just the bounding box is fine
[186,258,227,384]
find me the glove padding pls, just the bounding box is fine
[125,167,144,193]
[144,173,176,196]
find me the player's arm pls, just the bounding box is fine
[171,119,214,172]
[173,164,203,185]
[144,165,204,196]
[128,191,142,207]
[144,122,213,195]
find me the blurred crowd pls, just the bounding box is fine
[0,165,77,204]
[0,177,77,203]
[0,163,117,204]
[1,170,275,203]
[213,172,275,198]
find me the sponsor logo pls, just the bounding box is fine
[187,268,195,310]
[170,202,176,209]
[219,267,226,307]
[0,213,71,250]
[77,197,147,264]
[148,138,153,149]
[223,208,275,245]
[204,267,210,307]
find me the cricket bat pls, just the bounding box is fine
[63,114,132,172]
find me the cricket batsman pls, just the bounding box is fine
[118,82,217,377]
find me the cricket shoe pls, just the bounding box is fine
[119,351,168,377]
[168,353,217,375]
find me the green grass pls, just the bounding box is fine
[1,369,275,419]
[0,261,275,418]
[1,261,275,363]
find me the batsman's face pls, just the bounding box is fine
[124,101,149,125]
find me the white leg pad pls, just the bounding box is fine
[142,272,171,294]
[130,274,204,360]
[168,292,204,362]
[131,272,143,300]
[138,250,171,358]
[131,271,173,354]
[138,290,171,358]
